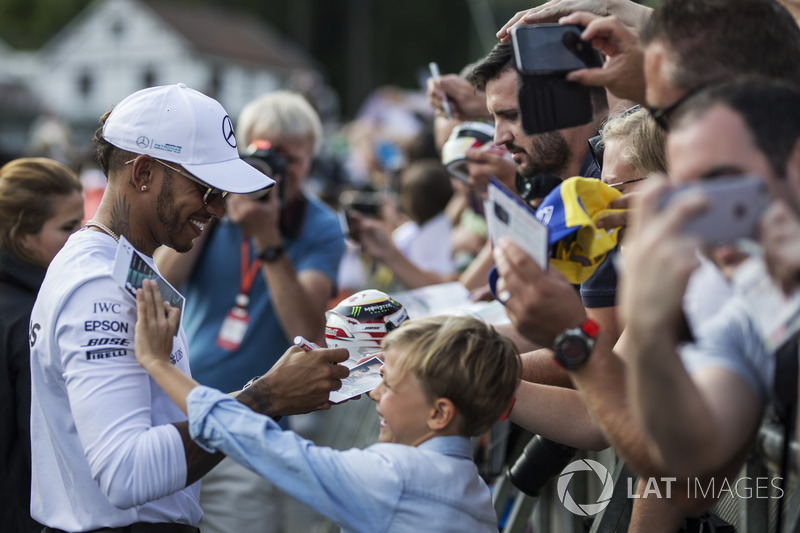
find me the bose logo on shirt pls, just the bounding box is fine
[82,338,130,347]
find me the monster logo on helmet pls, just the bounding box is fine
[325,289,409,368]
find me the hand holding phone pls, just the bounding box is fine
[510,24,602,134]
[657,175,769,245]
[511,24,602,75]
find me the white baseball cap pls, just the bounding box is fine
[102,83,274,194]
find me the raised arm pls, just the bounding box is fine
[135,279,349,417]
[348,210,458,290]
[497,0,652,43]
[226,193,343,343]
[620,185,763,476]
[426,74,491,122]
[135,279,196,412]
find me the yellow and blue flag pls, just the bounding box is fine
[535,177,624,284]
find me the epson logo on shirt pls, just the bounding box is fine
[84,320,129,333]
[86,348,128,360]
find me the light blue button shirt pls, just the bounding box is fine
[188,386,499,533]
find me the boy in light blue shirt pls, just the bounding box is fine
[135,280,520,533]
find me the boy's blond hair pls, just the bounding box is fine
[381,315,520,437]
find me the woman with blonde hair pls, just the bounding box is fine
[0,157,83,532]
[598,106,667,193]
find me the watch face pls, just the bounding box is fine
[557,335,590,368]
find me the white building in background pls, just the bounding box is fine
[4,0,321,135]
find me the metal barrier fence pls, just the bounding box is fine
[494,421,799,533]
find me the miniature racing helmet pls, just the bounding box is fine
[325,289,409,365]
[440,121,510,185]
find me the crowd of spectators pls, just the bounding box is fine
[4,1,800,531]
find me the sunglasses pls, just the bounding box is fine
[126,157,228,204]
[607,176,648,190]
[588,105,641,171]
[647,83,714,132]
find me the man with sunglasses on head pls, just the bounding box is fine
[28,84,348,533]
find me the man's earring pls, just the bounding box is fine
[141,185,148,192]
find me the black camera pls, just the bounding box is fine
[241,140,309,239]
[508,435,578,496]
[241,140,287,202]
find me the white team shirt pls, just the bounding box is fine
[29,230,201,530]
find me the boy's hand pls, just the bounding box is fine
[135,279,181,369]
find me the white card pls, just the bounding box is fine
[111,235,186,317]
[485,177,549,269]
[329,356,384,404]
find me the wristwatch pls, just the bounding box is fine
[553,318,600,370]
[257,245,285,263]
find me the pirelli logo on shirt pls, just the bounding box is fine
[86,347,128,360]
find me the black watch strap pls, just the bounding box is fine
[257,245,285,263]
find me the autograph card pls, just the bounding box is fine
[329,356,384,404]
[485,177,549,269]
[112,235,186,315]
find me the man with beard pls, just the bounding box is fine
[466,41,619,384]
[28,84,348,532]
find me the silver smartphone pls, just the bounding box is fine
[658,175,770,245]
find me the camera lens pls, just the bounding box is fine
[508,435,578,496]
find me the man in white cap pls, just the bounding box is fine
[28,83,348,532]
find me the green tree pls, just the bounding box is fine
[0,0,91,49]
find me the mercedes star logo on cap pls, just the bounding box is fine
[222,116,236,148]
[136,136,150,149]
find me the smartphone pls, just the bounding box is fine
[657,175,770,245]
[511,24,601,75]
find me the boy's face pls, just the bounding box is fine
[369,347,435,446]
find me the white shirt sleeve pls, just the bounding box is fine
[58,278,188,508]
